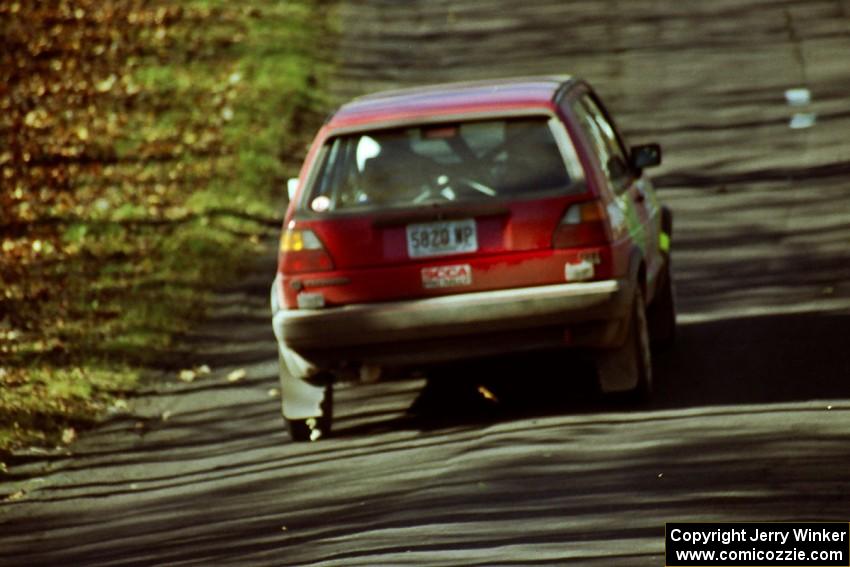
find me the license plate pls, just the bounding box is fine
[421,264,473,289]
[406,219,477,258]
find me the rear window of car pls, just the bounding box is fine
[301,116,583,213]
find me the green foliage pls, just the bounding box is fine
[0,0,330,455]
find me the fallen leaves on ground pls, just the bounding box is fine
[108,398,129,414]
[61,427,77,444]
[476,385,499,403]
[4,490,27,502]
[178,364,212,383]
[178,369,197,383]
[0,0,328,454]
[226,368,247,383]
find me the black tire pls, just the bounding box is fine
[648,258,676,348]
[596,287,653,401]
[285,381,333,442]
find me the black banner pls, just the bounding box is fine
[666,523,850,566]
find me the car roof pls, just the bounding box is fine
[327,75,576,131]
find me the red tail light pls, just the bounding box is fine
[280,228,334,274]
[552,200,611,248]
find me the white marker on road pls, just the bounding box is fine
[785,88,811,106]
[789,113,817,129]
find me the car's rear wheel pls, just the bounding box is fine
[648,258,676,348]
[285,379,333,442]
[595,287,652,401]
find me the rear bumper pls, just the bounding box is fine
[272,279,632,372]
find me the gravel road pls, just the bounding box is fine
[2,1,850,565]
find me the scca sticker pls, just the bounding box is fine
[421,264,473,289]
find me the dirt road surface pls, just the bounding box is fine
[2,1,850,565]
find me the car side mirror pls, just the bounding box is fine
[630,144,662,171]
[287,178,299,202]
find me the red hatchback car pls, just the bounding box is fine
[271,76,675,441]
